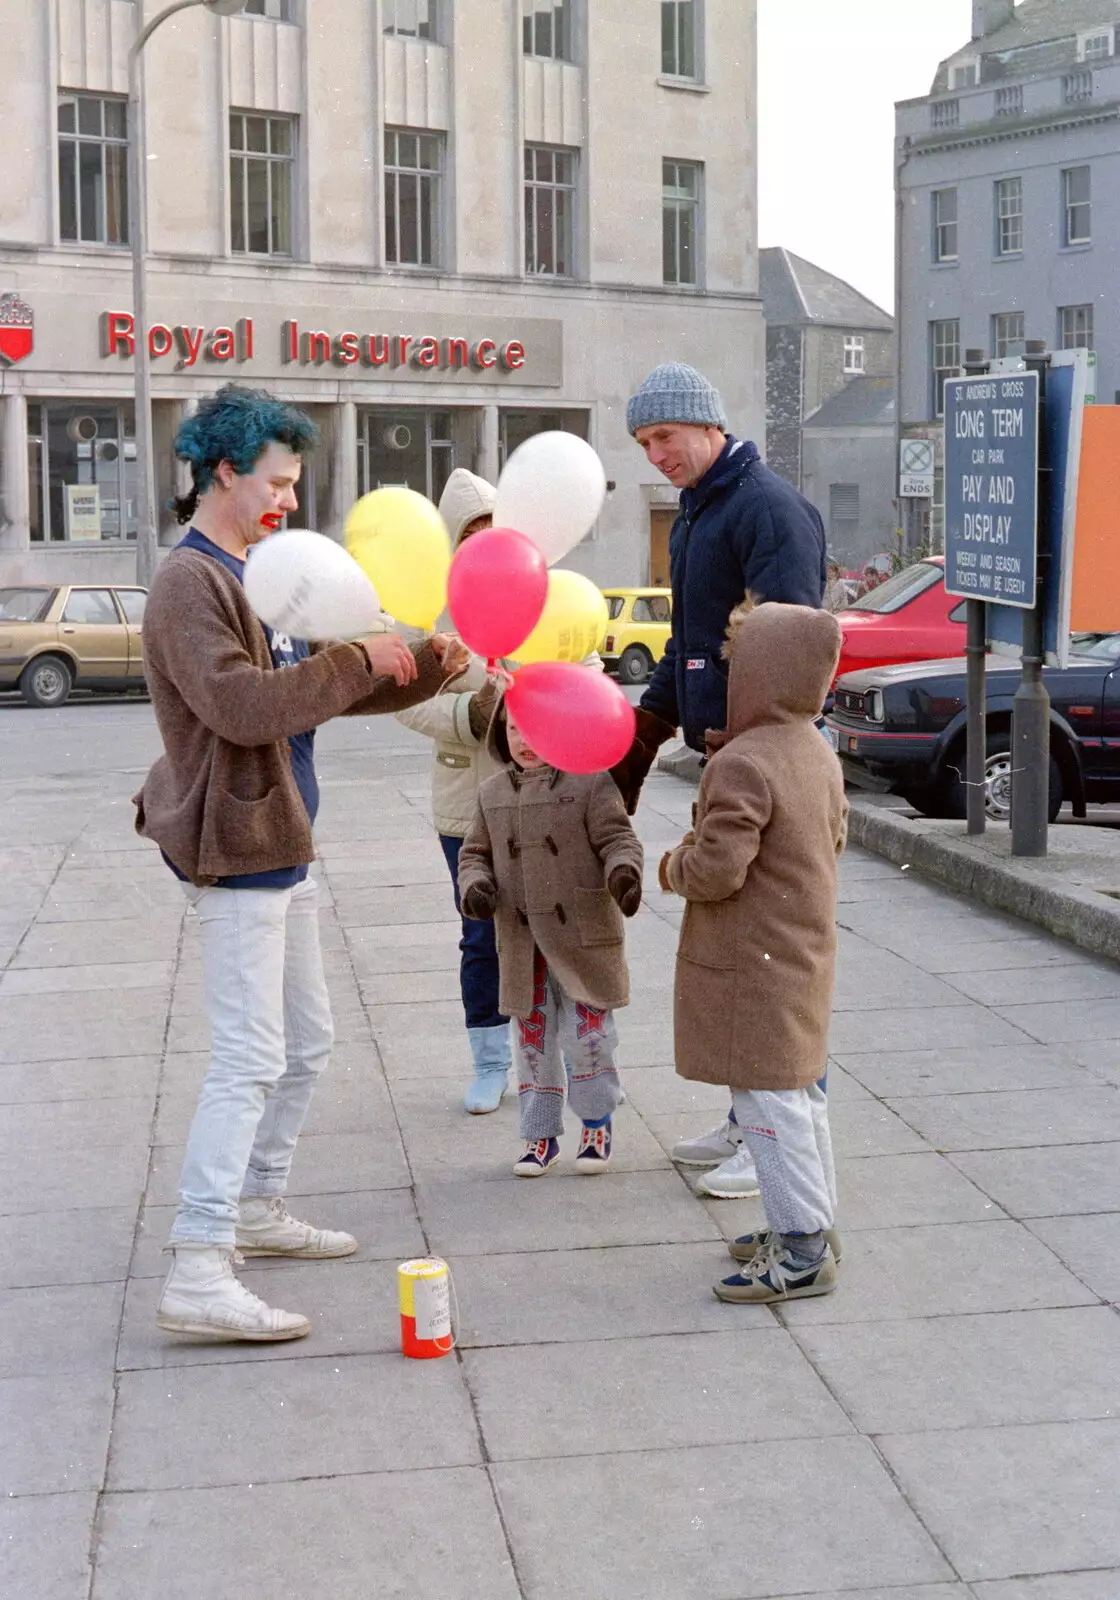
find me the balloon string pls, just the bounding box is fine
[487,659,515,691]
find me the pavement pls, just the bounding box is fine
[4,699,1120,1600]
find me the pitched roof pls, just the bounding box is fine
[803,376,896,429]
[759,248,894,332]
[942,0,1120,70]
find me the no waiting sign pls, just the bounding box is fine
[899,438,934,497]
[943,371,1039,608]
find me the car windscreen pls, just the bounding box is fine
[848,562,941,616]
[1076,633,1120,662]
[0,588,52,623]
[604,596,626,620]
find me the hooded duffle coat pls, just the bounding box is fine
[458,747,643,1020]
[663,602,848,1091]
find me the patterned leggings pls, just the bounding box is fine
[516,949,621,1140]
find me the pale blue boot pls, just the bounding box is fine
[464,1024,510,1114]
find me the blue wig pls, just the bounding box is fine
[172,385,318,523]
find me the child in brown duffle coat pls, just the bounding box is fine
[458,703,644,1176]
[660,600,848,1304]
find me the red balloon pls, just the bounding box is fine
[447,526,548,660]
[505,663,637,775]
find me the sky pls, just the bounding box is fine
[757,0,974,313]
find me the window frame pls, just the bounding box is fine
[949,58,979,89]
[28,401,139,546]
[1062,165,1092,247]
[521,0,574,63]
[228,110,297,258]
[241,0,295,19]
[843,335,866,375]
[660,1,701,82]
[1059,304,1094,351]
[661,157,702,288]
[995,175,1023,257]
[930,318,961,419]
[383,127,443,269]
[1077,28,1114,62]
[383,0,437,38]
[523,144,577,279]
[56,91,129,248]
[932,187,958,264]
[992,310,1026,359]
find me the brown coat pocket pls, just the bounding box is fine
[573,887,622,947]
[211,785,290,862]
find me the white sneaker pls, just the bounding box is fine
[236,1197,358,1259]
[697,1144,761,1199]
[671,1116,744,1169]
[157,1246,311,1342]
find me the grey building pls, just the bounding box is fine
[896,0,1120,542]
[760,248,897,565]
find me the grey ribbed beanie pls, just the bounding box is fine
[626,363,728,434]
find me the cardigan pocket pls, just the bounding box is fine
[574,887,622,948]
[210,784,291,863]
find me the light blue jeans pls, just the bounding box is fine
[169,876,334,1248]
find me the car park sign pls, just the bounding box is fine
[943,371,1039,609]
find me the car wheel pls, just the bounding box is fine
[20,654,73,709]
[941,735,1062,824]
[618,646,652,685]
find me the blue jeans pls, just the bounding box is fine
[439,833,507,1031]
[169,876,334,1247]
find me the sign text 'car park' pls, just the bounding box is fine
[943,372,1039,610]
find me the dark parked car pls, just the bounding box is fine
[825,634,1120,821]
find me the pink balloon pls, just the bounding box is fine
[505,663,637,775]
[447,526,548,660]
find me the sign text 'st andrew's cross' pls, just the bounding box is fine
[101,313,527,375]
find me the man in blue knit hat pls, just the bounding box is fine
[612,361,827,1199]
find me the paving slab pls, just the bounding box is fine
[0,1493,97,1600]
[880,1419,1120,1582]
[887,1086,1120,1151]
[940,960,1120,1005]
[92,1470,520,1600]
[794,1306,1120,1432]
[0,1093,155,1151]
[108,1352,481,1490]
[0,1139,149,1217]
[492,1437,951,1599]
[0,1280,125,1378]
[973,1577,1120,1599]
[996,999,1120,1045]
[463,1329,852,1461]
[2,1372,115,1494]
[827,1000,1036,1054]
[13,920,181,967]
[144,1128,410,1206]
[0,989,168,1063]
[0,959,174,995]
[951,1143,1120,1218]
[0,1205,137,1289]
[1026,1214,1120,1302]
[836,1043,1099,1098]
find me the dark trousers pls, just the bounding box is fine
[439,833,508,1031]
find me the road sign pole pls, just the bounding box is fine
[965,599,987,835]
[1011,354,1052,857]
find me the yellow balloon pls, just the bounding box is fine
[511,569,609,665]
[344,487,451,630]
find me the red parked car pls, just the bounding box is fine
[834,557,966,684]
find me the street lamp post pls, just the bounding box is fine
[128,0,247,589]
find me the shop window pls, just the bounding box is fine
[229,111,295,256]
[384,129,442,268]
[27,402,138,544]
[499,409,589,468]
[57,93,128,246]
[524,146,576,277]
[358,409,476,504]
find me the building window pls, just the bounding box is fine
[1062,70,1094,104]
[994,85,1022,117]
[992,311,1025,358]
[242,0,293,17]
[829,484,860,543]
[950,59,979,89]
[57,94,128,246]
[843,335,866,374]
[384,0,436,37]
[1079,28,1114,61]
[662,159,701,287]
[27,402,138,544]
[499,409,589,467]
[661,1,699,79]
[931,99,959,130]
[384,129,441,267]
[995,177,1023,255]
[1060,304,1094,350]
[522,1,571,61]
[358,409,475,504]
[524,145,576,277]
[930,318,960,418]
[932,187,958,263]
[229,112,295,256]
[1063,166,1091,245]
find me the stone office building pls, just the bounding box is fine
[896,0,1120,543]
[0,0,762,589]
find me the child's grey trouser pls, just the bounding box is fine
[731,1085,836,1234]
[516,950,621,1140]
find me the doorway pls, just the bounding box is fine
[649,508,675,586]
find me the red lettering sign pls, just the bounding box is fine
[473,339,497,369]
[148,323,174,359]
[305,330,331,364]
[335,332,360,365]
[102,311,135,358]
[397,334,412,365]
[415,336,439,368]
[363,334,390,366]
[503,340,526,371]
[447,337,468,368]
[176,326,205,368]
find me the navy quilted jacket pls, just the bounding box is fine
[641,437,826,751]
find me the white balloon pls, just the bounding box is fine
[244,530,381,641]
[493,432,607,567]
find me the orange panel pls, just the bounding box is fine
[1071,407,1120,633]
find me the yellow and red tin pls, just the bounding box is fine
[398,1257,453,1359]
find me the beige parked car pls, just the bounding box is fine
[0,584,147,707]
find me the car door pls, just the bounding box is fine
[58,587,128,683]
[1096,653,1120,801]
[113,588,147,680]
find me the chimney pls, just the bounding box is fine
[973,0,1015,38]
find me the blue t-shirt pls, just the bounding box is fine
[166,528,318,889]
